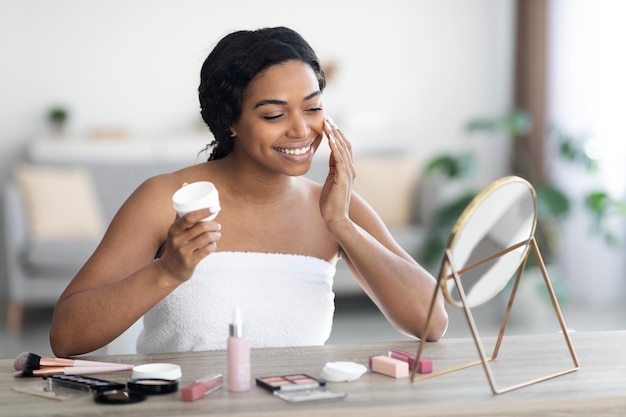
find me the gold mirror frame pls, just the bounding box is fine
[441,176,538,308]
[410,176,580,394]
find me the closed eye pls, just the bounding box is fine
[263,113,284,121]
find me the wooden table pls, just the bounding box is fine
[2,331,625,416]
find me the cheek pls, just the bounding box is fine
[313,110,326,132]
[312,121,325,150]
[320,108,328,123]
[312,119,325,141]
[238,121,274,142]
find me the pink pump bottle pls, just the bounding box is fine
[227,308,251,392]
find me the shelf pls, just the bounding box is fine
[27,135,213,164]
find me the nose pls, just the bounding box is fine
[286,114,309,139]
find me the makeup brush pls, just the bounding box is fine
[14,352,134,372]
[14,364,134,378]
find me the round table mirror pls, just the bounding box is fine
[440,176,538,308]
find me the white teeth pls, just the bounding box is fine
[277,144,311,155]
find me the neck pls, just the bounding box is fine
[211,155,297,207]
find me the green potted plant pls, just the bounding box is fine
[417,109,626,272]
[47,106,69,136]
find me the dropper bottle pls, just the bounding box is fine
[227,308,251,392]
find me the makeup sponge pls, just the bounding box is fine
[370,356,409,378]
[321,361,367,382]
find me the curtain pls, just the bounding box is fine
[514,0,548,183]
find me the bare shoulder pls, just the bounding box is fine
[127,163,210,204]
[107,163,212,240]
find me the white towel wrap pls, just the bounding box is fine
[137,251,336,353]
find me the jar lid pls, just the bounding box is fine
[131,363,182,381]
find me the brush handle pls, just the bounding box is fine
[63,365,134,375]
[39,358,75,367]
[40,358,133,369]
[33,365,133,376]
[72,359,133,369]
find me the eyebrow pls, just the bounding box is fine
[254,91,321,109]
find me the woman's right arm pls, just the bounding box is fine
[49,176,221,357]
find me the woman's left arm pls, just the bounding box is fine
[320,119,448,341]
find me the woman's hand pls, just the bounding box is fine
[320,118,356,228]
[157,207,221,284]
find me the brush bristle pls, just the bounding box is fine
[13,352,42,371]
[14,369,36,377]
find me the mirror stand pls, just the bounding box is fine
[410,236,580,394]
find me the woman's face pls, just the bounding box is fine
[231,60,325,176]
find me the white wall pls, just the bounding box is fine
[0,0,515,175]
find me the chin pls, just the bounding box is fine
[291,159,314,177]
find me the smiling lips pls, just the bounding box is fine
[275,143,312,156]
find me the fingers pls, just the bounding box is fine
[175,208,219,226]
[162,212,221,282]
[326,117,352,155]
[324,118,356,180]
[174,219,221,252]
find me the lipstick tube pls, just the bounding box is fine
[388,350,416,369]
[180,373,223,402]
[388,350,433,374]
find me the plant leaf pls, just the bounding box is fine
[553,126,598,173]
[585,191,609,216]
[536,184,570,220]
[424,153,475,179]
[502,109,532,136]
[434,192,478,227]
[465,109,531,136]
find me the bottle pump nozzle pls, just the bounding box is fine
[229,308,243,338]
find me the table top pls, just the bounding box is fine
[2,330,625,416]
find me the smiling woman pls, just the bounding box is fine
[49,26,447,358]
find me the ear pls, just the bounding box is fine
[229,127,237,138]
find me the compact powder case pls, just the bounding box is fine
[92,379,177,405]
[94,389,146,404]
[127,378,179,395]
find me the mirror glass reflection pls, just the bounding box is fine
[442,177,537,308]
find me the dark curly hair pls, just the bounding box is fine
[198,27,326,161]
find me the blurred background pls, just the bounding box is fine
[1,0,625,359]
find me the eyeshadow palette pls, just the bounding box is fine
[256,374,325,392]
[256,373,346,403]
